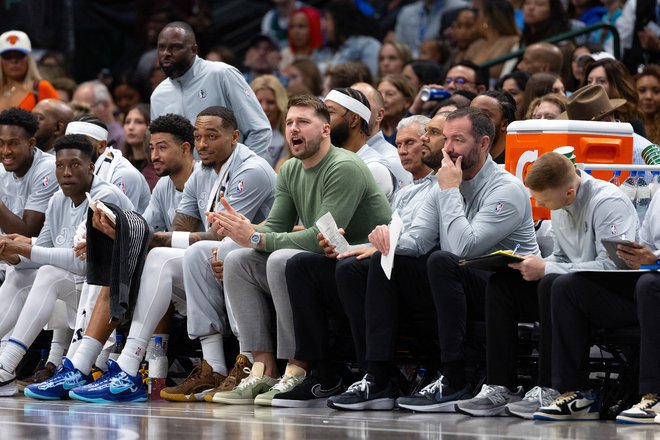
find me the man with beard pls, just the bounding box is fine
[32,99,73,155]
[268,114,440,408]
[469,91,517,164]
[328,107,539,411]
[207,95,391,406]
[151,21,272,159]
[324,87,397,201]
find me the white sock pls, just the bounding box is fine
[116,337,147,376]
[241,352,254,364]
[145,334,169,361]
[70,336,103,375]
[200,334,227,376]
[95,346,111,371]
[0,339,27,373]
[46,328,72,366]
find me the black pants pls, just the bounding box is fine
[427,251,492,364]
[550,272,643,392]
[335,252,437,364]
[285,252,347,361]
[485,271,561,389]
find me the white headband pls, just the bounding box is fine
[325,90,371,124]
[66,121,109,141]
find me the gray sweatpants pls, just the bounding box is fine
[223,248,308,359]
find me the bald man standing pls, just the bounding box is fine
[32,99,74,155]
[517,43,564,75]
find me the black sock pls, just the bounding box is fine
[442,361,466,389]
[366,361,391,388]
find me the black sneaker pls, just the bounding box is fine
[396,375,473,413]
[327,374,398,411]
[271,374,343,408]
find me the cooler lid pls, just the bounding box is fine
[507,119,633,136]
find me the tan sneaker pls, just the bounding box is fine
[18,362,57,392]
[204,354,252,402]
[211,362,277,405]
[160,359,225,402]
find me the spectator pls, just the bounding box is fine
[204,45,238,67]
[635,65,660,145]
[519,72,566,120]
[286,58,323,97]
[470,90,517,164]
[498,71,530,114]
[378,41,413,79]
[583,58,646,136]
[243,34,284,84]
[526,93,568,120]
[520,0,571,47]
[281,7,324,68]
[112,74,148,119]
[377,74,416,145]
[395,0,470,57]
[251,75,290,171]
[73,80,125,150]
[0,30,59,111]
[322,61,373,97]
[444,60,488,94]
[567,43,603,91]
[262,0,303,49]
[402,60,446,94]
[464,0,520,80]
[517,42,564,75]
[123,103,158,190]
[50,77,77,103]
[418,39,452,65]
[448,8,480,66]
[568,0,607,25]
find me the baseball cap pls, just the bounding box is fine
[249,34,278,50]
[0,30,32,56]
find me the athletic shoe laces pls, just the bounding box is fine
[553,391,578,406]
[235,367,260,390]
[271,374,299,392]
[346,376,370,394]
[522,386,557,406]
[632,393,660,410]
[474,385,507,405]
[418,375,445,397]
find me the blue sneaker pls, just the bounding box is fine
[24,358,93,400]
[69,359,147,403]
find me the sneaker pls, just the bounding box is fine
[69,359,147,403]
[396,375,472,413]
[616,393,660,424]
[254,364,306,406]
[204,354,252,403]
[17,362,57,392]
[0,364,17,397]
[505,386,560,419]
[456,384,524,416]
[271,373,343,408]
[211,362,277,405]
[160,359,225,402]
[23,358,92,400]
[327,374,398,411]
[533,390,600,421]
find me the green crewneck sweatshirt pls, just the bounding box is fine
[255,146,392,252]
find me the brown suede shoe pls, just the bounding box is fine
[160,359,225,402]
[18,362,57,392]
[204,354,252,402]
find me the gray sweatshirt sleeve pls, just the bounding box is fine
[29,246,86,276]
[545,198,640,274]
[396,185,441,256]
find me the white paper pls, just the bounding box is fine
[380,210,404,280]
[315,212,350,254]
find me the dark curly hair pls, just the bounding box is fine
[53,134,95,159]
[0,107,39,137]
[149,113,195,149]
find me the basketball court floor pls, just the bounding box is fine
[0,396,656,439]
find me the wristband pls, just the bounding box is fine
[171,231,191,249]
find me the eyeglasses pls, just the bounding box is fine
[445,77,474,86]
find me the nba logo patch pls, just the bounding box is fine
[244,88,251,97]
[494,201,504,214]
[42,176,49,188]
[120,182,126,193]
[199,89,207,99]
[611,224,617,235]
[237,180,244,192]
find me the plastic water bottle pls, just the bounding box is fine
[650,172,660,198]
[609,170,621,186]
[108,334,123,362]
[410,367,427,395]
[148,336,167,400]
[620,171,638,207]
[636,172,651,222]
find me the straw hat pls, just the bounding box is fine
[559,85,626,121]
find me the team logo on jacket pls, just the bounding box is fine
[199,89,207,99]
[237,180,244,192]
[42,176,49,188]
[610,224,617,235]
[494,201,504,214]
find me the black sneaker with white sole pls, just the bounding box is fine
[327,374,398,411]
[271,374,343,408]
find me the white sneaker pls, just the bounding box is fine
[616,394,660,424]
[0,365,17,397]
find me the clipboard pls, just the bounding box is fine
[459,250,525,270]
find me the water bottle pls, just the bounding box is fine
[410,367,427,395]
[636,172,651,222]
[148,336,167,400]
[650,172,660,198]
[620,171,638,207]
[609,170,621,186]
[109,334,124,362]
